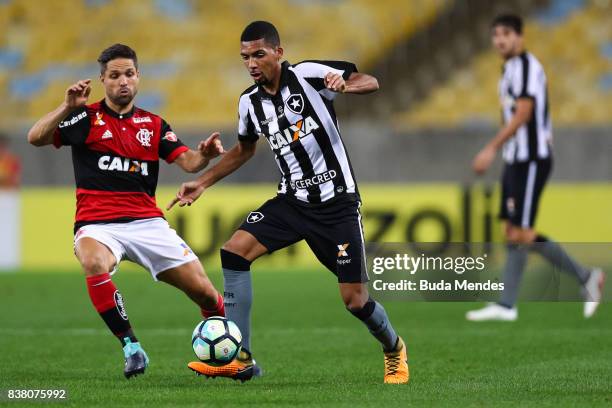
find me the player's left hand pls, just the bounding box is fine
[166,181,206,210]
[324,72,346,93]
[472,145,497,175]
[197,132,225,159]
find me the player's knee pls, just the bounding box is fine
[346,297,375,320]
[220,248,252,271]
[342,290,368,311]
[505,226,535,244]
[221,236,264,262]
[222,230,268,261]
[221,239,251,260]
[505,225,521,243]
[79,254,112,276]
[505,230,519,243]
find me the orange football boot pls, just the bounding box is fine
[383,337,409,384]
[188,349,261,382]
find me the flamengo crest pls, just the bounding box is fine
[136,128,153,147]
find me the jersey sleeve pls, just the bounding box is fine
[512,55,541,99]
[158,119,189,163]
[294,60,358,100]
[53,107,90,148]
[237,94,259,142]
[295,60,358,80]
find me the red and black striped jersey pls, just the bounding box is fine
[53,99,188,230]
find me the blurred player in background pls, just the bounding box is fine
[0,133,21,189]
[26,44,226,378]
[467,14,604,321]
[0,133,21,270]
[169,21,409,384]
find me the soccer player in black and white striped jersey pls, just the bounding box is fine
[168,21,408,383]
[467,14,604,321]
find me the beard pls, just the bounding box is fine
[109,89,136,107]
[254,75,270,86]
[496,46,511,59]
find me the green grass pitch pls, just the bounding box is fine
[0,267,610,407]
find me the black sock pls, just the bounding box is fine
[86,273,138,347]
[99,308,138,346]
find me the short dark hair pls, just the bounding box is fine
[491,14,523,34]
[240,21,280,47]
[97,43,138,74]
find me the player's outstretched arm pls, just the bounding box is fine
[27,79,91,146]
[166,140,257,210]
[472,97,534,175]
[324,72,379,94]
[174,132,226,173]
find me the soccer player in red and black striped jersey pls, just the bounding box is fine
[27,44,226,378]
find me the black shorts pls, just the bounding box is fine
[238,195,368,283]
[499,159,552,228]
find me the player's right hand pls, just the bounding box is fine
[324,72,346,93]
[65,79,92,109]
[472,145,496,175]
[166,181,206,210]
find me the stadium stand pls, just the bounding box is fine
[0,0,449,129]
[397,0,612,127]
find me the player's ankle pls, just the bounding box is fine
[497,302,514,310]
[118,330,139,347]
[200,292,225,318]
[238,348,252,361]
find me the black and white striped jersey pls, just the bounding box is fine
[237,60,359,205]
[499,51,552,164]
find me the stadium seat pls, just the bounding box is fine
[0,0,450,128]
[397,0,612,127]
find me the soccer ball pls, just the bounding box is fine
[191,317,242,366]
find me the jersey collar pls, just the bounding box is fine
[100,99,136,119]
[256,60,291,99]
[503,50,528,69]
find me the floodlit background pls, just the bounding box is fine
[0,1,610,405]
[0,0,610,269]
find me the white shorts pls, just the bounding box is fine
[74,217,199,280]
